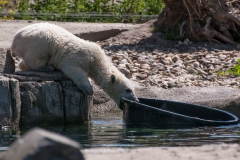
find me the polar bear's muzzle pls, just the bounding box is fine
[119,89,139,110]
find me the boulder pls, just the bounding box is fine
[19,81,64,126]
[0,76,12,126]
[2,71,92,127]
[92,84,118,113]
[0,49,15,74]
[12,70,68,82]
[3,127,84,160]
[60,80,92,124]
[9,78,21,127]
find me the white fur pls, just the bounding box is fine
[11,23,138,108]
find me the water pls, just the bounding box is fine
[0,112,240,151]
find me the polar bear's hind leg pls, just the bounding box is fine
[18,59,54,73]
[22,54,54,72]
[19,60,29,71]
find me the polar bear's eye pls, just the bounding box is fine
[110,74,116,84]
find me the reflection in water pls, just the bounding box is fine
[0,112,240,150]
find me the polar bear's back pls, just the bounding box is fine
[11,23,108,70]
[11,23,78,56]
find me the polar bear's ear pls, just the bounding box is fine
[111,74,116,84]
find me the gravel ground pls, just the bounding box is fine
[97,20,240,89]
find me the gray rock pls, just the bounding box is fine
[118,67,132,79]
[187,67,198,74]
[178,41,183,45]
[195,68,208,75]
[230,81,239,86]
[0,76,12,126]
[183,38,190,45]
[167,81,176,88]
[11,71,68,82]
[60,80,92,124]
[0,49,15,74]
[164,57,172,63]
[193,61,200,68]
[188,47,197,52]
[161,81,169,88]
[0,76,21,128]
[20,81,64,126]
[121,46,129,50]
[1,71,92,127]
[3,127,84,160]
[9,78,21,128]
[219,54,227,60]
[136,73,148,80]
[92,84,118,112]
[172,55,180,63]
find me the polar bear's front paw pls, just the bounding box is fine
[78,84,93,96]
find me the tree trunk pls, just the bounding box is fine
[155,0,240,44]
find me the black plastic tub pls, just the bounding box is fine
[121,97,239,128]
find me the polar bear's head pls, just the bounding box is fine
[106,72,138,109]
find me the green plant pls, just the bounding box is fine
[15,0,165,22]
[163,24,180,40]
[217,59,240,77]
[0,0,15,20]
[228,59,240,76]
[0,0,9,9]
[216,70,225,76]
[151,26,157,33]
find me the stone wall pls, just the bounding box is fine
[0,48,92,128]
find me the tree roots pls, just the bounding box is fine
[155,0,240,44]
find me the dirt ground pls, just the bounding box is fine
[2,19,239,51]
[100,19,240,54]
[0,20,138,49]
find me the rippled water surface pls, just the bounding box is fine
[1,112,240,150]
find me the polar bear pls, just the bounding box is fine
[10,23,138,109]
